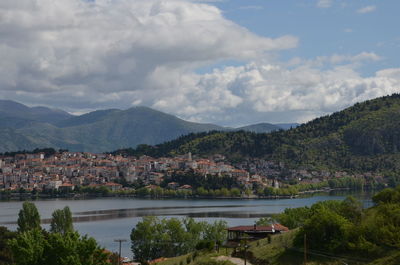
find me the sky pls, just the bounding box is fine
[0,0,399,126]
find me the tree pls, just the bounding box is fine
[204,220,228,245]
[341,196,363,223]
[274,206,312,229]
[183,218,207,250]
[130,216,162,262]
[44,232,110,265]
[361,203,400,249]
[135,187,149,197]
[230,188,241,197]
[372,186,400,204]
[161,218,188,256]
[50,206,74,235]
[296,207,353,253]
[0,226,17,265]
[131,217,228,262]
[9,229,46,265]
[255,217,272,226]
[244,189,252,197]
[17,202,41,232]
[9,230,110,265]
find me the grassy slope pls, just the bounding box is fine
[156,250,235,265]
[245,230,399,265]
[152,231,400,265]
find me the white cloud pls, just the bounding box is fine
[0,0,297,112]
[317,0,333,8]
[135,52,400,125]
[0,0,398,126]
[357,5,376,14]
[240,63,398,114]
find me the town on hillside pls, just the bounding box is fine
[0,150,386,197]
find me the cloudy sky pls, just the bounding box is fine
[0,0,399,126]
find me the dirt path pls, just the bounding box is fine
[214,256,252,265]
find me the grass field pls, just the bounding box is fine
[156,249,235,265]
[242,230,366,265]
[244,230,400,265]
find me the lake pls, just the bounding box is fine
[0,191,373,259]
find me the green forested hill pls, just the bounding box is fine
[115,94,400,173]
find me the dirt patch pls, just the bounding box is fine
[215,256,253,265]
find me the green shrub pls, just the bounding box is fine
[196,240,215,251]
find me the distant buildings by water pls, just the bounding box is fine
[0,151,384,194]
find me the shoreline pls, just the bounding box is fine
[0,187,368,202]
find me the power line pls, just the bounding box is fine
[304,233,307,265]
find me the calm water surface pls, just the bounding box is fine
[0,191,373,258]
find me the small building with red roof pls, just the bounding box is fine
[227,224,289,242]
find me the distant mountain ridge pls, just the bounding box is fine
[0,100,291,153]
[0,100,72,125]
[114,94,400,174]
[274,123,300,130]
[236,123,281,133]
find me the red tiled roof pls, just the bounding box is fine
[60,183,75,187]
[104,182,122,186]
[179,185,192,189]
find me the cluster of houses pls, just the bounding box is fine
[0,150,382,194]
[0,151,283,193]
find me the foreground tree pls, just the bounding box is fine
[203,220,228,245]
[17,202,41,232]
[9,230,110,265]
[50,206,74,234]
[296,207,353,252]
[45,232,110,265]
[131,217,227,262]
[9,229,45,265]
[130,216,160,262]
[0,226,17,265]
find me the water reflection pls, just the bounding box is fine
[0,204,273,225]
[74,204,250,215]
[0,192,375,226]
[184,212,270,218]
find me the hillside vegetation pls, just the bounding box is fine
[150,186,400,265]
[115,94,400,173]
[261,186,400,265]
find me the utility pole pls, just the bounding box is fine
[244,247,247,265]
[244,239,249,265]
[304,233,307,265]
[114,239,127,265]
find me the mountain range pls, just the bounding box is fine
[114,94,400,174]
[0,100,296,153]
